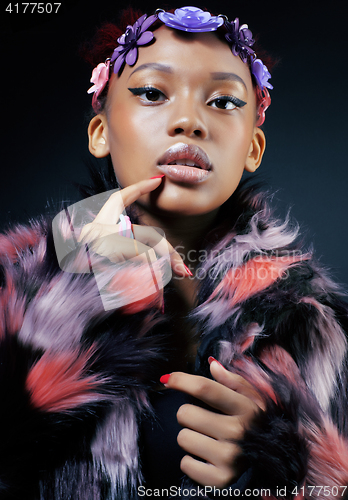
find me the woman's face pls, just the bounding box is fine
[90,26,265,216]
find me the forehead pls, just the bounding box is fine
[115,25,253,90]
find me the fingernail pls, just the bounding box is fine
[184,264,193,276]
[160,374,171,384]
[208,356,224,368]
[150,175,165,179]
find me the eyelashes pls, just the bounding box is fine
[128,86,247,109]
[208,95,246,110]
[128,87,166,103]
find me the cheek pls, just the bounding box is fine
[106,104,164,186]
[107,106,142,182]
[107,105,136,151]
[217,119,254,168]
[108,104,164,155]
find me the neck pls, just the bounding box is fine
[135,203,219,265]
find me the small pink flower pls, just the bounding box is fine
[87,61,110,112]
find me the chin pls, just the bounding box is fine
[149,197,219,218]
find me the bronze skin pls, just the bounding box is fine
[87,25,266,488]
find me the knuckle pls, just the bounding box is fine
[220,442,237,465]
[243,404,260,426]
[224,418,242,440]
[215,468,235,489]
[233,416,247,438]
[194,377,210,396]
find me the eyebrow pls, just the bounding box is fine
[129,64,247,90]
[210,72,247,90]
[129,63,173,78]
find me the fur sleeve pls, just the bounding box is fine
[0,220,163,497]
[215,265,348,499]
[190,189,348,498]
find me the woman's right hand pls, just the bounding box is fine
[78,176,191,277]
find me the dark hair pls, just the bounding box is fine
[80,7,276,114]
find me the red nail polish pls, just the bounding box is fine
[150,175,165,179]
[208,356,224,368]
[160,374,171,384]
[184,264,193,276]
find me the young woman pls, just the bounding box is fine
[1,5,348,499]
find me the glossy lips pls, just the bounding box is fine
[157,143,212,184]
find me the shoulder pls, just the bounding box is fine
[194,182,348,405]
[196,181,348,322]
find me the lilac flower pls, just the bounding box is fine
[251,58,273,90]
[225,18,255,63]
[111,14,157,74]
[158,6,223,32]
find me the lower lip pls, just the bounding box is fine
[157,164,211,184]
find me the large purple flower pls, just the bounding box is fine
[251,58,273,90]
[158,6,223,32]
[111,14,157,74]
[225,18,255,63]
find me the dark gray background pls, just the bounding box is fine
[1,0,348,285]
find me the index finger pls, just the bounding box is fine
[163,372,256,417]
[94,177,164,225]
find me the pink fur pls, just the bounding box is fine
[239,322,263,352]
[302,303,346,412]
[0,225,41,262]
[259,345,303,387]
[300,297,325,316]
[0,276,26,339]
[305,417,348,492]
[209,255,304,308]
[219,323,263,361]
[26,347,108,413]
[229,356,278,404]
[107,260,164,314]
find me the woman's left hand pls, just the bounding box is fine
[161,359,265,488]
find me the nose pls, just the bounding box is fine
[167,99,208,139]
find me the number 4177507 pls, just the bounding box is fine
[5,3,62,14]
[292,486,348,497]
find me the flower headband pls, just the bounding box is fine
[87,6,273,125]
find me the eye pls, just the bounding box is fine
[128,87,167,103]
[208,95,246,110]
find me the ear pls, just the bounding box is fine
[88,114,110,158]
[244,127,266,173]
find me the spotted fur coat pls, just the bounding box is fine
[0,177,348,499]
